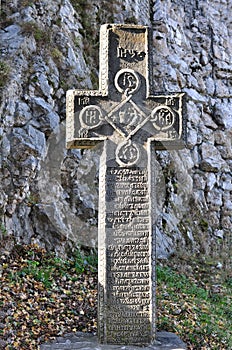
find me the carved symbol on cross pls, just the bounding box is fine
[66,24,185,164]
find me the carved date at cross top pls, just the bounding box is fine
[66,24,185,346]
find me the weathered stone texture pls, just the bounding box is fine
[0,0,231,261]
[151,0,232,259]
[0,0,93,253]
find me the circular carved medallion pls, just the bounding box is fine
[114,69,141,95]
[116,140,140,166]
[150,106,175,131]
[79,105,103,129]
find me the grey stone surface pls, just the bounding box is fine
[40,332,187,350]
[0,0,231,264]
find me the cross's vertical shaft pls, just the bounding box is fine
[97,25,156,345]
[98,139,156,345]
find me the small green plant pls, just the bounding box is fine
[21,22,51,45]
[0,60,10,89]
[51,48,63,62]
[0,222,7,236]
[20,0,34,6]
[90,71,99,90]
[72,248,97,274]
[73,36,82,48]
[26,193,40,206]
[199,218,209,231]
[85,250,98,270]
[60,79,69,91]
[6,245,97,288]
[18,260,54,288]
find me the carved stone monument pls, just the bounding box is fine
[66,24,185,346]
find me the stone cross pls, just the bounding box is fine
[66,24,185,346]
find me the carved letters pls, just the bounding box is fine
[117,46,146,61]
[79,105,103,129]
[104,166,152,344]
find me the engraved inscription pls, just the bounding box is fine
[105,167,151,344]
[114,69,140,95]
[106,98,148,138]
[116,141,140,166]
[79,105,103,129]
[117,46,146,61]
[77,96,90,105]
[78,128,88,138]
[166,97,175,106]
[151,106,175,131]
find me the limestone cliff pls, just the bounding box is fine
[0,0,231,261]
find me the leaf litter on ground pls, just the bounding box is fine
[0,244,97,349]
[0,244,231,350]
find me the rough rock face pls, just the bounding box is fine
[151,0,232,260]
[0,0,231,261]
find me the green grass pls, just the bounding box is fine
[156,264,232,349]
[1,244,231,349]
[6,245,97,289]
[21,22,51,45]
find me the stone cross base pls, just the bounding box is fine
[40,332,187,350]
